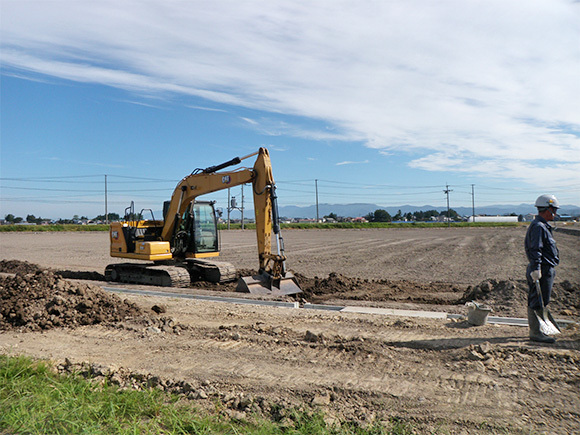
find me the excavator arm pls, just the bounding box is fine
[160,166,255,242]
[160,147,300,294]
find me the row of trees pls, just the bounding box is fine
[3,214,49,224]
[4,209,462,224]
[7,209,524,225]
[363,209,460,222]
[322,209,461,223]
[3,213,121,225]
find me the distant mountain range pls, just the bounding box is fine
[276,203,580,219]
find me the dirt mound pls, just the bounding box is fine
[296,272,466,305]
[0,270,143,332]
[460,279,580,318]
[0,259,105,281]
[459,280,525,316]
[56,270,106,281]
[0,259,44,275]
[2,259,577,320]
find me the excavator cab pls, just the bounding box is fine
[193,202,219,254]
[170,201,220,258]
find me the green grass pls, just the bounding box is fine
[0,355,414,434]
[0,221,521,232]
[222,221,520,230]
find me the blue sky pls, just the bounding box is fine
[1,1,579,219]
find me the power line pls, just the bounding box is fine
[0,186,171,193]
[3,173,578,219]
[0,174,178,182]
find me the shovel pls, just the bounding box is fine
[534,280,560,336]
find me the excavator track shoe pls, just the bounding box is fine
[105,263,191,288]
[186,259,236,283]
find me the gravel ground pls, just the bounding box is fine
[1,227,579,433]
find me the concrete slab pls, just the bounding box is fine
[105,287,300,309]
[340,306,448,319]
[303,303,345,311]
[103,287,576,327]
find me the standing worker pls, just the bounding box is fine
[525,194,560,343]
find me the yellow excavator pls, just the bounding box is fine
[105,148,301,296]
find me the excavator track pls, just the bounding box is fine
[105,263,191,288]
[186,259,237,283]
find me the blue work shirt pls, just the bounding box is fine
[525,215,560,270]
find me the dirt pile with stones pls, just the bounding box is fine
[296,272,465,303]
[0,270,143,331]
[1,259,578,320]
[459,278,580,318]
[0,259,44,275]
[0,259,105,281]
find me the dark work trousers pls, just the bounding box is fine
[526,263,555,309]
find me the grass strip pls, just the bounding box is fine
[0,355,414,434]
[0,224,109,232]
[0,222,522,232]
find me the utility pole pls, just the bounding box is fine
[104,175,108,224]
[444,184,453,228]
[227,188,231,230]
[471,184,475,223]
[241,184,245,230]
[315,179,319,222]
[228,186,245,229]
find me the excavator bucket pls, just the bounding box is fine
[237,271,302,296]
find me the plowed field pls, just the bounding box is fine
[1,227,579,433]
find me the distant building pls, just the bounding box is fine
[468,215,518,223]
[558,215,575,222]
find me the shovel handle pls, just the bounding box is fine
[534,279,545,309]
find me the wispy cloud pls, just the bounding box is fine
[2,1,579,187]
[336,160,369,166]
[265,145,288,152]
[187,105,228,113]
[240,117,259,125]
[116,99,167,109]
[239,116,353,141]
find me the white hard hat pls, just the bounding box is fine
[535,194,560,209]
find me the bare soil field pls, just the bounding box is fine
[1,227,579,433]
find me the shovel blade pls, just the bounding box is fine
[533,280,560,335]
[546,309,562,332]
[536,311,561,336]
[237,272,302,296]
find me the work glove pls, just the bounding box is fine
[531,269,542,281]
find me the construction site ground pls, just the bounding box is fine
[1,226,579,434]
